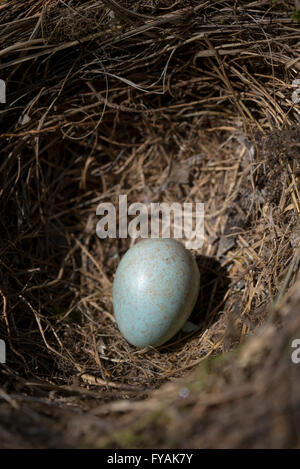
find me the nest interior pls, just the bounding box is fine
[0,0,299,448]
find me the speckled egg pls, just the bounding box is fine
[113,238,200,348]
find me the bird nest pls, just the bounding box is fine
[0,0,299,448]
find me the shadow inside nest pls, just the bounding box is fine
[158,255,230,353]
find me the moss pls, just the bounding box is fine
[93,408,163,449]
[292,10,300,22]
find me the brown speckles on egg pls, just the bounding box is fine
[113,238,200,348]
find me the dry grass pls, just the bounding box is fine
[0,0,299,448]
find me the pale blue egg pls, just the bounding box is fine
[113,238,200,347]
